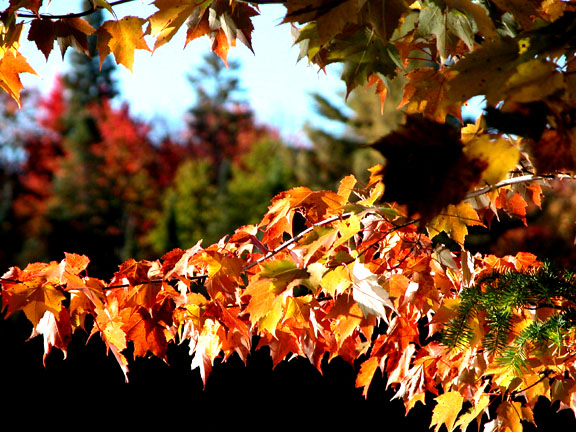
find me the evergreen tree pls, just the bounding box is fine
[15,6,159,277]
[149,54,297,252]
[183,53,265,187]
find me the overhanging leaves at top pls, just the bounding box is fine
[2,1,576,430]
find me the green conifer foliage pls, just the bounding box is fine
[443,263,576,372]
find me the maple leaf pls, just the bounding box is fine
[479,142,521,185]
[283,0,361,46]
[8,0,41,15]
[320,265,352,297]
[243,279,281,330]
[60,252,90,276]
[69,277,106,330]
[399,67,461,122]
[97,17,150,72]
[418,1,475,63]
[112,258,154,286]
[360,0,409,42]
[191,250,244,299]
[352,261,396,324]
[453,386,491,432]
[428,202,484,246]
[501,59,565,107]
[215,301,251,362]
[0,50,36,106]
[356,355,381,398]
[27,19,57,60]
[53,17,96,58]
[185,1,259,66]
[370,115,486,222]
[295,25,400,97]
[259,187,344,246]
[259,259,309,295]
[190,318,224,387]
[446,37,520,106]
[148,0,212,50]
[93,297,130,381]
[257,328,304,368]
[445,0,497,41]
[326,294,367,350]
[430,391,465,432]
[28,309,72,366]
[486,401,526,432]
[124,307,169,360]
[1,274,66,328]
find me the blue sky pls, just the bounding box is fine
[19,2,346,144]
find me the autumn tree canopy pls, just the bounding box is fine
[3,1,576,430]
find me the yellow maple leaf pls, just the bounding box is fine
[464,135,520,186]
[148,0,210,50]
[320,265,352,297]
[428,202,484,246]
[9,280,66,328]
[453,393,490,431]
[503,59,565,106]
[97,17,150,72]
[492,401,525,432]
[430,391,465,432]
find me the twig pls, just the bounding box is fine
[243,211,354,271]
[465,173,573,200]
[15,0,137,19]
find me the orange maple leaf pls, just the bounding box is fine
[400,67,461,122]
[124,307,169,360]
[356,356,381,398]
[0,51,37,107]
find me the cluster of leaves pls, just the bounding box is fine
[3,0,576,431]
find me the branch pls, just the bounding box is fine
[243,211,354,271]
[465,173,573,200]
[15,0,137,19]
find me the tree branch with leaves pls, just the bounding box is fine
[3,0,576,430]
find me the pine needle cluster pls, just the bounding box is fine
[442,263,576,371]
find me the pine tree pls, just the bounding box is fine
[62,1,118,109]
[149,53,297,251]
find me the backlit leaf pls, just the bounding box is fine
[0,50,36,106]
[428,201,484,246]
[97,17,150,72]
[430,391,465,432]
[148,0,211,50]
[464,135,520,186]
[352,261,396,323]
